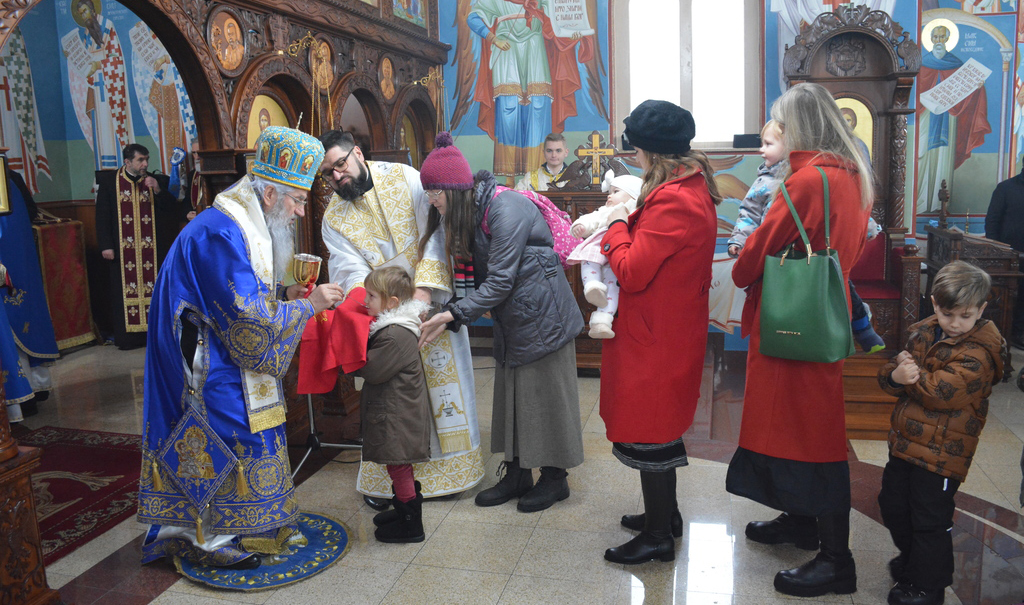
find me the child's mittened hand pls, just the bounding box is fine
[728,245,740,258]
[891,358,920,385]
[571,224,587,238]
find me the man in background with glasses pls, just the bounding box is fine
[318,129,484,509]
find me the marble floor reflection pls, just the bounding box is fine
[15,344,1024,605]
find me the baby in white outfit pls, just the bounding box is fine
[567,170,643,339]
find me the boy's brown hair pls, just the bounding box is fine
[364,266,414,304]
[932,260,991,310]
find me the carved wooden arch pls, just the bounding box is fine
[0,0,232,149]
[232,55,316,149]
[331,71,388,150]
[388,83,436,148]
[782,5,921,78]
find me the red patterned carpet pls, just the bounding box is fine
[18,426,141,565]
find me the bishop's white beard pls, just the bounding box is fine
[264,199,295,285]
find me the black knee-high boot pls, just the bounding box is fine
[774,512,856,597]
[620,468,683,537]
[604,470,675,564]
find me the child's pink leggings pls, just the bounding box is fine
[386,464,416,502]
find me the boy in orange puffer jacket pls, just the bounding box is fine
[877,260,1006,605]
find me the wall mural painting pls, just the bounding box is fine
[835,98,875,162]
[443,0,610,179]
[915,10,1014,215]
[63,0,132,171]
[54,0,196,183]
[247,95,289,149]
[129,23,197,174]
[394,0,426,28]
[929,0,1018,14]
[0,26,51,193]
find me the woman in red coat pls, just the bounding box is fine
[599,100,720,564]
[726,83,874,597]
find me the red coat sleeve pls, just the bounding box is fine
[602,182,699,293]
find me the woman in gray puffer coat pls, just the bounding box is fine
[418,133,585,513]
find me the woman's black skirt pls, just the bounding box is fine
[726,447,850,517]
[612,437,689,472]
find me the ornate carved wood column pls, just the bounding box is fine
[0,371,60,605]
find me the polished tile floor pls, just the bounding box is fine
[17,344,1024,605]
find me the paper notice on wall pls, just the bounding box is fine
[920,58,992,115]
[61,30,92,76]
[129,23,166,70]
[548,0,595,38]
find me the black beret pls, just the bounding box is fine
[623,100,695,155]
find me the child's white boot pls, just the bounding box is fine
[589,311,615,339]
[584,281,609,308]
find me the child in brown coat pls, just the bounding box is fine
[357,266,432,544]
[877,260,1006,605]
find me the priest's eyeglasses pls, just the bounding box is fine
[320,147,355,179]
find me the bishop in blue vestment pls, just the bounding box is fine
[137,127,344,569]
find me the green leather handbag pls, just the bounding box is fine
[759,166,855,363]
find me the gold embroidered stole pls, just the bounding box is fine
[323,162,420,275]
[116,166,157,332]
[214,178,288,433]
[420,331,473,453]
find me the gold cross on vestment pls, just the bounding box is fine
[575,131,615,186]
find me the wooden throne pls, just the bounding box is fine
[783,6,924,439]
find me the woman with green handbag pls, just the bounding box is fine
[724,82,874,598]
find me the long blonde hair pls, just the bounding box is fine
[637,149,723,208]
[770,82,874,209]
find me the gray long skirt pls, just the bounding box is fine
[491,340,584,470]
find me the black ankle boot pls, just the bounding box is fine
[374,493,424,543]
[475,458,534,507]
[774,513,856,597]
[605,470,675,564]
[746,512,819,550]
[374,481,421,527]
[517,466,569,512]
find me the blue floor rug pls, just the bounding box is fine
[175,512,350,591]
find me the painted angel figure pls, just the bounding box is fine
[450,0,608,178]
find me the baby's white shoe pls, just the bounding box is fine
[584,281,609,308]
[588,311,615,339]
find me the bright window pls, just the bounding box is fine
[622,0,759,147]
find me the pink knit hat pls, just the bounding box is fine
[419,132,473,190]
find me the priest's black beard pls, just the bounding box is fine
[333,161,374,201]
[264,197,295,285]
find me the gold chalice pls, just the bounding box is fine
[292,253,322,297]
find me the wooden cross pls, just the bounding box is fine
[937,179,950,230]
[575,131,616,186]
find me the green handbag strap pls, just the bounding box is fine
[778,166,831,253]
